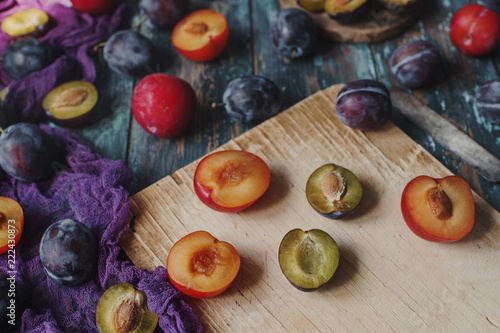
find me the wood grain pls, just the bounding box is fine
[279,0,423,42]
[120,84,500,332]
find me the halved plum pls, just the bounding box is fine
[0,197,24,254]
[324,0,371,24]
[42,81,98,127]
[194,150,271,213]
[167,230,241,298]
[172,9,229,62]
[401,175,475,242]
[306,164,362,219]
[96,283,159,333]
[298,0,326,11]
[1,8,50,39]
[279,229,340,291]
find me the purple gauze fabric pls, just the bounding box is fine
[0,125,203,332]
[0,0,128,123]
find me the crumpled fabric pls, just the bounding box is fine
[0,1,203,332]
[0,0,128,123]
[0,125,203,333]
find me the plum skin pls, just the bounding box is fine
[39,219,97,285]
[335,79,392,131]
[2,38,53,80]
[475,79,500,124]
[222,75,283,124]
[0,123,57,182]
[270,8,317,59]
[139,0,190,29]
[103,30,156,78]
[390,40,445,89]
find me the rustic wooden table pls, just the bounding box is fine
[73,0,500,212]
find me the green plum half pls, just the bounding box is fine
[306,164,362,219]
[279,229,340,291]
[96,283,158,333]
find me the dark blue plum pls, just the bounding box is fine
[270,8,317,59]
[222,75,283,124]
[475,79,500,124]
[1,38,53,80]
[104,30,156,78]
[0,101,20,129]
[139,0,190,30]
[39,219,97,286]
[0,123,57,182]
[0,273,25,332]
[390,40,445,89]
[336,79,392,131]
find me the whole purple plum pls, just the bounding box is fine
[270,8,317,59]
[335,79,392,131]
[390,40,445,89]
[0,123,57,182]
[39,219,97,286]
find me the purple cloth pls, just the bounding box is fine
[0,0,15,11]
[0,2,203,332]
[0,0,129,123]
[0,125,203,332]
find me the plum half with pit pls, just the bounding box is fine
[390,40,445,89]
[96,283,159,333]
[39,219,97,285]
[324,0,371,24]
[279,228,340,291]
[475,78,500,124]
[0,123,57,182]
[139,0,190,30]
[222,75,283,124]
[306,164,362,219]
[1,8,50,39]
[270,8,317,59]
[103,30,157,78]
[2,38,54,80]
[335,79,392,131]
[43,81,98,127]
[376,0,425,15]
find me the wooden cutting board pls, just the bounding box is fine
[120,85,500,332]
[279,0,423,42]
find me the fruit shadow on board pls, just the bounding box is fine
[455,198,498,245]
[240,169,291,213]
[349,175,378,221]
[318,245,358,293]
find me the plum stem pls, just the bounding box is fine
[132,15,148,30]
[93,42,106,53]
[211,102,226,109]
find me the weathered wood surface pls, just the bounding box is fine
[74,1,499,216]
[120,84,500,332]
[280,0,424,42]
